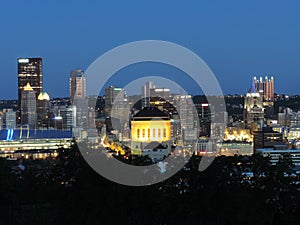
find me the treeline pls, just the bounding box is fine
[0,147,300,225]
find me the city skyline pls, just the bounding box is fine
[1,1,300,99]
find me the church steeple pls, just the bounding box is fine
[248,78,257,93]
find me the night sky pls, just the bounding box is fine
[1,0,300,99]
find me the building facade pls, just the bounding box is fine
[18,58,43,107]
[69,69,86,103]
[21,83,37,128]
[131,107,171,157]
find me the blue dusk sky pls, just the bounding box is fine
[0,0,300,99]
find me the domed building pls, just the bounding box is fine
[38,92,50,101]
[131,107,171,161]
[37,91,50,127]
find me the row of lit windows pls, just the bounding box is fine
[136,128,167,139]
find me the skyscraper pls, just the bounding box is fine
[21,83,37,128]
[142,81,154,108]
[105,86,126,117]
[253,76,275,103]
[69,69,86,103]
[37,92,50,127]
[70,69,88,128]
[244,81,264,131]
[18,58,43,104]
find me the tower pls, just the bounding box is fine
[21,83,37,128]
[244,80,264,131]
[37,92,50,128]
[18,58,43,105]
[69,69,88,128]
[69,69,86,103]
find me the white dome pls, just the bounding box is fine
[38,92,50,101]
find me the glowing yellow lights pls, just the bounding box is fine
[38,92,50,101]
[23,83,34,91]
[224,127,253,142]
[131,120,171,142]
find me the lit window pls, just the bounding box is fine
[153,128,155,137]
[137,129,140,138]
[142,129,145,138]
[163,128,166,138]
[158,128,161,138]
[148,129,150,138]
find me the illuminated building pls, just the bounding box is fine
[2,109,16,129]
[142,81,171,108]
[18,58,43,109]
[224,127,253,142]
[253,127,285,153]
[253,76,275,117]
[69,69,86,103]
[244,80,264,130]
[105,86,126,116]
[21,83,37,128]
[176,95,198,141]
[59,105,76,130]
[142,81,154,108]
[150,88,171,101]
[256,148,300,166]
[219,142,253,156]
[105,86,129,134]
[131,107,171,158]
[69,69,88,128]
[253,76,274,102]
[0,129,73,153]
[37,92,50,128]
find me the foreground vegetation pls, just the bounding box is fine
[0,146,300,225]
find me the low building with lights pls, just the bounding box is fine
[0,128,73,158]
[131,107,171,160]
[256,147,300,167]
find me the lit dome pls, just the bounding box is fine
[38,92,50,101]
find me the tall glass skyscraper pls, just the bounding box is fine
[18,58,43,106]
[69,69,86,103]
[21,83,37,128]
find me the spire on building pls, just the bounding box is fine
[248,78,257,93]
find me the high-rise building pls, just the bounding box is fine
[254,127,285,153]
[141,82,171,108]
[37,92,50,127]
[253,76,275,103]
[69,69,88,128]
[2,109,16,129]
[18,58,43,105]
[21,83,37,128]
[59,105,76,130]
[244,80,264,131]
[105,86,126,116]
[69,69,86,103]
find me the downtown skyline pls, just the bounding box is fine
[1,0,300,99]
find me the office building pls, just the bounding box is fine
[70,69,88,128]
[244,81,264,130]
[105,86,128,118]
[69,69,86,103]
[18,58,43,106]
[37,92,50,128]
[142,81,155,108]
[253,127,285,153]
[1,109,16,129]
[59,105,76,130]
[253,76,275,103]
[21,83,37,128]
